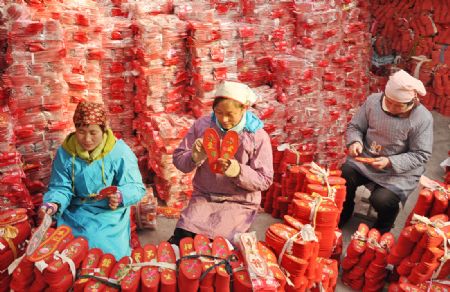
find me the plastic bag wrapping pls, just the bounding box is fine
[133,14,189,116]
[136,112,195,208]
[184,10,242,117]
[3,3,72,191]
[0,105,33,211]
[271,0,371,169]
[234,231,279,291]
[99,4,136,139]
[133,186,157,230]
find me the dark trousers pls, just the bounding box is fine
[168,227,197,245]
[339,164,401,234]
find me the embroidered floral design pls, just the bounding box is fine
[73,102,107,126]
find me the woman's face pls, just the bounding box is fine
[214,99,245,130]
[75,124,104,152]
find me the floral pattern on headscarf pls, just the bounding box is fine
[73,101,107,127]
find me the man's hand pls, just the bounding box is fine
[108,191,122,210]
[192,138,207,164]
[348,142,363,157]
[369,157,391,170]
[38,202,58,218]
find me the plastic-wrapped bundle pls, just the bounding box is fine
[133,186,157,230]
[188,19,242,118]
[174,0,240,22]
[290,0,370,168]
[136,113,195,208]
[123,0,173,16]
[134,14,188,115]
[239,1,296,89]
[4,4,71,188]
[0,105,33,210]
[99,7,136,139]
[251,85,287,144]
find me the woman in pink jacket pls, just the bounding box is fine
[169,81,274,244]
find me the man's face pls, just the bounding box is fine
[383,95,413,115]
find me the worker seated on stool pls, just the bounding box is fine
[338,70,433,234]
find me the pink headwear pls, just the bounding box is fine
[214,81,258,106]
[384,70,426,103]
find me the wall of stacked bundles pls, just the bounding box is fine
[0,0,447,211]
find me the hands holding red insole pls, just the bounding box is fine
[202,128,239,175]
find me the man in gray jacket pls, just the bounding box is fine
[338,70,433,233]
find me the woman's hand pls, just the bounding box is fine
[348,142,363,157]
[217,158,241,177]
[369,157,391,170]
[38,202,58,218]
[108,191,122,210]
[192,138,207,164]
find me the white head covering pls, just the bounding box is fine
[214,81,258,106]
[384,69,426,103]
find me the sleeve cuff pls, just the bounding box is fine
[224,159,240,178]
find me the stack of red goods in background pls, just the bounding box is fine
[0,7,34,212]
[370,0,450,116]
[251,86,287,145]
[3,2,71,202]
[342,223,395,291]
[0,0,373,210]
[132,13,188,115]
[100,0,136,140]
[0,6,35,211]
[290,0,371,168]
[237,0,290,144]
[0,104,34,212]
[62,0,103,106]
[177,0,242,118]
[0,208,31,291]
[131,3,195,208]
[265,215,338,291]
[0,8,6,87]
[137,113,195,208]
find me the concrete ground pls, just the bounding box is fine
[138,111,450,291]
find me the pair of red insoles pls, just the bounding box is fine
[202,128,239,173]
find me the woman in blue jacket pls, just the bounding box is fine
[39,101,146,259]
